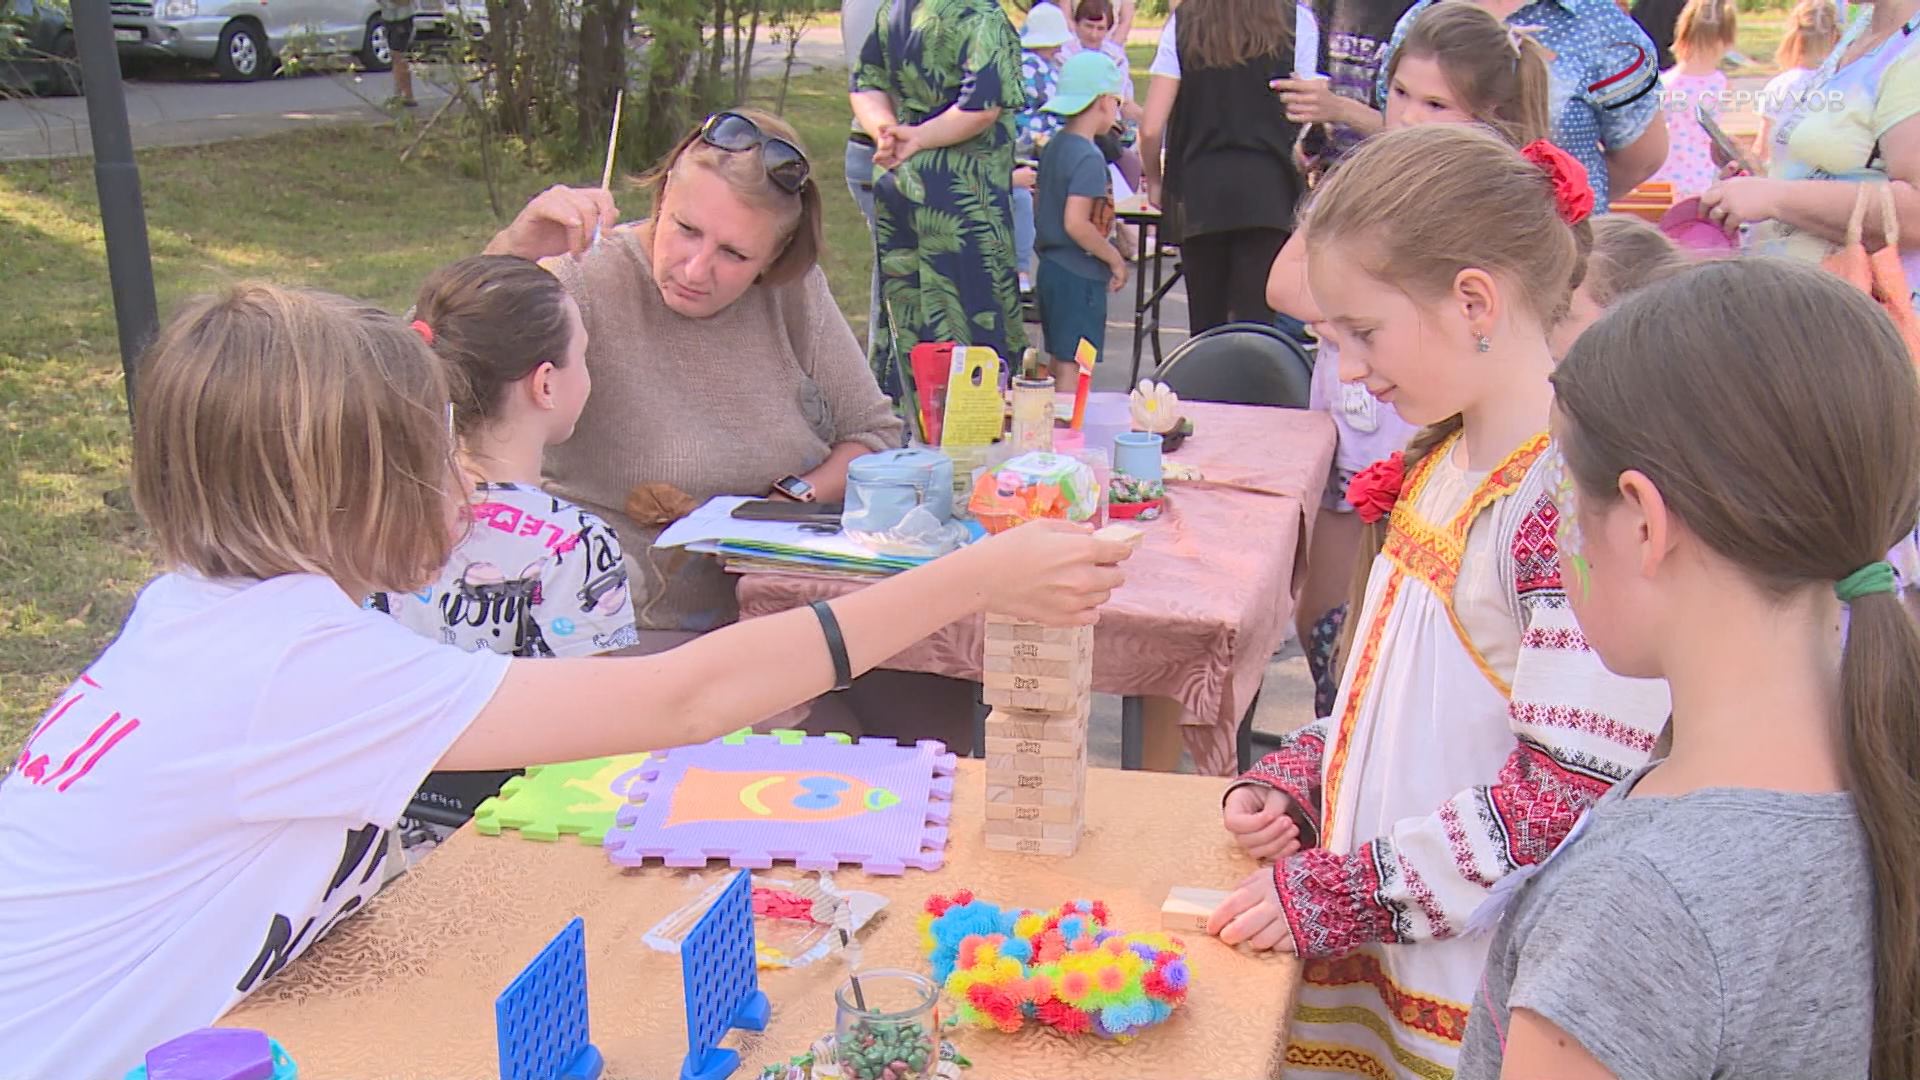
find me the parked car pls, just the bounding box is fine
[110,0,393,81]
[413,0,487,43]
[0,0,80,96]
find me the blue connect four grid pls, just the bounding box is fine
[680,870,771,1080]
[496,917,605,1080]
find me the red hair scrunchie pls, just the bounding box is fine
[1519,140,1595,226]
[409,319,435,345]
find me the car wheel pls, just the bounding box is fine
[359,16,393,72]
[50,31,84,97]
[214,20,269,81]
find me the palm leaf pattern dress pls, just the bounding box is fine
[855,0,1030,398]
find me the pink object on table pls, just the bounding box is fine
[1660,197,1737,253]
[735,402,1338,777]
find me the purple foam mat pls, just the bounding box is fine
[602,735,957,875]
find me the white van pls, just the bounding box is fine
[110,0,391,81]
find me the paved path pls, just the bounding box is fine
[0,27,847,162]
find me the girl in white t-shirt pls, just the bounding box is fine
[1752,0,1842,166]
[0,283,1134,1080]
[373,256,639,847]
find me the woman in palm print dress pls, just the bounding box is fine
[852,0,1030,399]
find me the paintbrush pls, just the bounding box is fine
[589,89,624,250]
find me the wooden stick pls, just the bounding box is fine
[600,89,625,191]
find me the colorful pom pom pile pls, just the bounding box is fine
[916,891,1190,1041]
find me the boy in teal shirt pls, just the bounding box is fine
[1035,51,1129,384]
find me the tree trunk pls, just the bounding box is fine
[577,0,634,156]
[734,0,761,104]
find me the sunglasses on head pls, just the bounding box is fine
[699,112,812,195]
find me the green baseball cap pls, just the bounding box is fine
[1042,51,1126,116]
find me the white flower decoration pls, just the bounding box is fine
[1129,379,1182,434]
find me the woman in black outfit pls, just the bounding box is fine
[1152,0,1304,332]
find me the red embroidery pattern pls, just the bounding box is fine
[1439,801,1496,887]
[1488,742,1616,869]
[1511,492,1565,601]
[1274,842,1397,958]
[1244,727,1326,836]
[1303,952,1472,1046]
[1521,626,1590,651]
[1285,1043,1397,1080]
[1511,701,1658,755]
[1399,859,1451,940]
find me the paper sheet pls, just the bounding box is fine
[1295,1,1322,77]
[655,496,902,564]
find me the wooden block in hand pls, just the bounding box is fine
[1093,523,1146,552]
[1160,887,1232,932]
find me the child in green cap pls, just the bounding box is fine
[1035,50,1130,385]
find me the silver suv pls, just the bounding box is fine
[111,0,390,81]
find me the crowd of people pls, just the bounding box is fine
[3,0,1920,1077]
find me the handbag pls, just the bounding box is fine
[1823,181,1920,364]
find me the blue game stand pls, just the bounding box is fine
[679,870,771,1080]
[496,917,605,1080]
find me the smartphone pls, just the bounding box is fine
[730,500,844,525]
[1696,103,1758,177]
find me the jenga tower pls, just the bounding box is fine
[980,617,1093,856]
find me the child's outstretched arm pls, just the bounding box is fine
[440,522,1132,770]
[1211,493,1671,953]
[1265,226,1320,323]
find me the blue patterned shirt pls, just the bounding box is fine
[1019,49,1063,155]
[1375,0,1662,211]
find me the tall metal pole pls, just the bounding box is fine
[71,0,157,418]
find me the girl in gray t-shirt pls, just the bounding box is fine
[1458,257,1915,1079]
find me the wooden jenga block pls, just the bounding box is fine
[985,705,1089,740]
[1042,818,1082,841]
[983,735,1085,759]
[986,833,1080,856]
[1160,887,1231,932]
[984,801,1080,824]
[983,634,1091,664]
[983,615,1092,647]
[985,816,1046,839]
[982,671,1089,713]
[983,654,1089,680]
[1092,523,1146,551]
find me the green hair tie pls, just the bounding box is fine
[1835,561,1897,603]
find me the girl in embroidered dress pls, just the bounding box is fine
[1209,124,1673,1080]
[1456,252,1916,1080]
[1267,1,1556,718]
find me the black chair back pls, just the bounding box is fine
[1153,322,1315,408]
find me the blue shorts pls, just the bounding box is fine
[1036,259,1106,362]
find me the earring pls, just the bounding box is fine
[1476,333,1492,353]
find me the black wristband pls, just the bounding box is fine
[810,600,854,692]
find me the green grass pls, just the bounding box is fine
[0,67,875,764]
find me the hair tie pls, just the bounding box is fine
[1835,561,1897,602]
[1519,139,1595,225]
[410,319,435,345]
[1506,26,1525,57]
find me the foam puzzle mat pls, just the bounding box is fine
[473,753,652,844]
[602,731,956,875]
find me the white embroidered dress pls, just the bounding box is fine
[1239,433,1671,1080]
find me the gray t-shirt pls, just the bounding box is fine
[1036,131,1113,282]
[1459,768,1873,1080]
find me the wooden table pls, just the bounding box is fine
[224,762,1300,1079]
[736,403,1337,777]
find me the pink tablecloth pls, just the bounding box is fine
[737,402,1336,776]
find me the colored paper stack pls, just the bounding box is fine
[980,615,1093,856]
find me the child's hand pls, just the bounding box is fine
[1272,76,1343,124]
[1013,166,1038,189]
[1208,866,1299,952]
[1108,260,1130,293]
[976,520,1133,626]
[1223,783,1302,860]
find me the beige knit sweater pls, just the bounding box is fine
[542,225,902,632]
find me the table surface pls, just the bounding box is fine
[737,403,1337,776]
[224,762,1299,1080]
